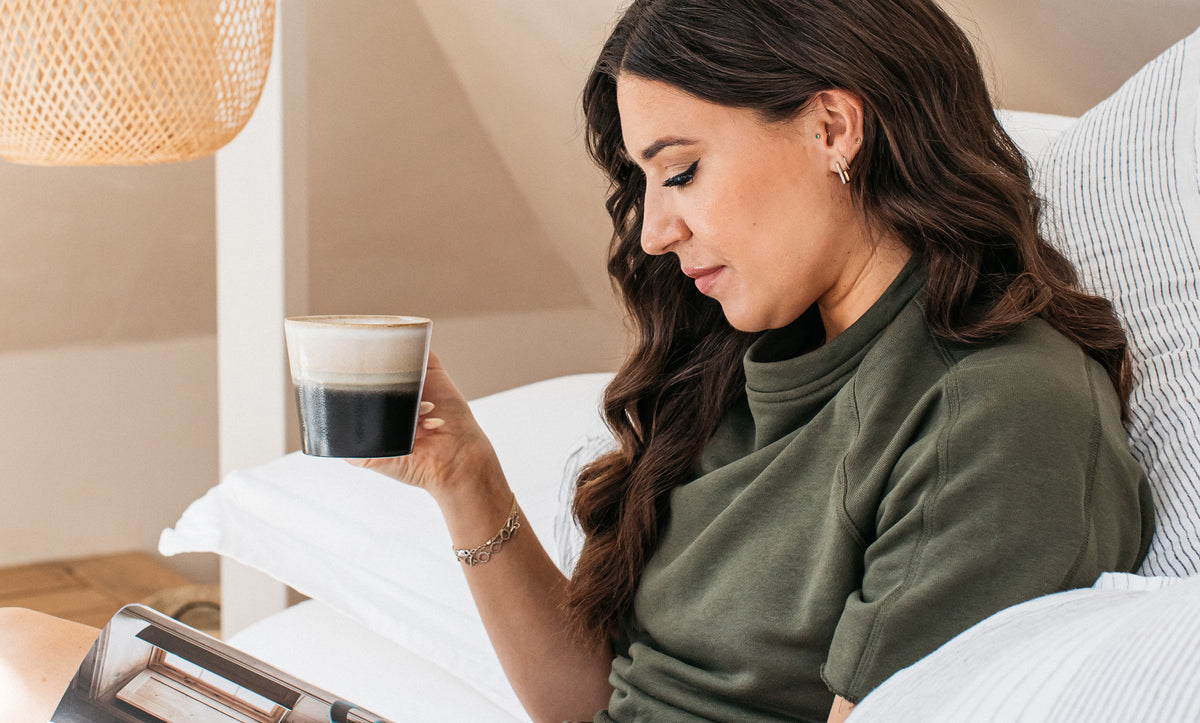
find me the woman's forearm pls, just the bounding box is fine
[356,355,613,720]
[435,469,614,723]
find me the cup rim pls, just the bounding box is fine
[285,315,431,329]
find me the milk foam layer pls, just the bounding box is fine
[284,315,431,382]
[293,371,423,386]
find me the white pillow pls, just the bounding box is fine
[1034,25,1200,577]
[996,109,1078,159]
[159,372,612,716]
[850,573,1200,721]
[553,430,615,573]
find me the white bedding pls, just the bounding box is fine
[227,599,528,722]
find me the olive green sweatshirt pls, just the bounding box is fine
[597,261,1153,722]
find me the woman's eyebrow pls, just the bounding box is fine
[640,136,698,162]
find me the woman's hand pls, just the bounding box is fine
[350,352,504,504]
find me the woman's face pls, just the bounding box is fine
[616,75,907,336]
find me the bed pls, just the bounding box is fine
[160,24,1200,722]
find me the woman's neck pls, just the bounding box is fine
[817,235,912,342]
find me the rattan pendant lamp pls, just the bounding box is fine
[0,0,276,165]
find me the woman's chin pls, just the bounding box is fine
[721,309,770,333]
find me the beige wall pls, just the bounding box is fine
[0,337,219,582]
[303,0,597,321]
[940,0,1200,116]
[1,0,1198,578]
[0,161,216,351]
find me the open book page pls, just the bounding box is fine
[51,604,392,723]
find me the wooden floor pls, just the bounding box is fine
[0,552,194,628]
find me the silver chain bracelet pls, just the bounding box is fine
[454,497,521,566]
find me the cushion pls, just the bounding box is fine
[553,430,614,573]
[996,109,1078,159]
[1035,25,1200,577]
[851,573,1200,721]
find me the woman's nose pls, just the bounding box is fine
[640,196,691,256]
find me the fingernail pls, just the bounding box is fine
[421,417,445,430]
[419,401,435,414]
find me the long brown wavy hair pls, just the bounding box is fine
[567,0,1133,642]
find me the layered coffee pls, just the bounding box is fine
[294,377,422,457]
[284,316,431,458]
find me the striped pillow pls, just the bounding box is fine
[852,573,1200,720]
[1036,26,1200,577]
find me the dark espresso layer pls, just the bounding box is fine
[294,382,421,458]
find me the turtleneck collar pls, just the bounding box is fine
[743,254,924,401]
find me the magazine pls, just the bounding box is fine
[50,604,393,723]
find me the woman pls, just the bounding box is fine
[2,1,1153,721]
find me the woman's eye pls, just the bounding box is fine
[662,160,699,188]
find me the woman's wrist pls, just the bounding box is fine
[431,459,518,553]
[453,495,521,566]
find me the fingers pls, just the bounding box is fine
[415,400,444,430]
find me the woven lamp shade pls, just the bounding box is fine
[0,0,276,166]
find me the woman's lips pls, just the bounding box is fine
[683,265,724,295]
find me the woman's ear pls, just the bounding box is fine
[812,89,865,167]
